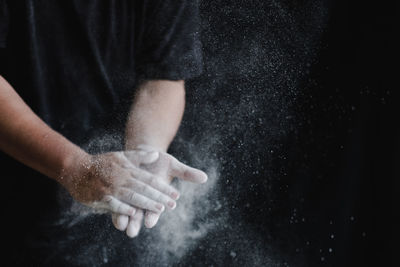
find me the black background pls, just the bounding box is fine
[174,0,397,266]
[0,0,396,266]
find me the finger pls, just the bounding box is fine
[124,150,159,165]
[129,168,180,200]
[135,144,156,152]
[124,179,177,210]
[117,188,165,213]
[112,213,129,231]
[97,195,136,216]
[169,156,208,183]
[144,211,161,229]
[126,209,144,238]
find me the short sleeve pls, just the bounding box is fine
[0,0,9,48]
[135,0,203,80]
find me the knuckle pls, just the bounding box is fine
[116,202,123,212]
[142,184,152,195]
[149,176,160,187]
[136,183,146,193]
[138,171,149,182]
[121,179,131,188]
[129,191,136,201]
[102,195,113,203]
[129,167,139,177]
[182,169,189,179]
[165,153,174,162]
[137,151,147,157]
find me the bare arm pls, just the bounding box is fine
[0,75,205,236]
[116,80,192,236]
[125,80,186,152]
[0,75,86,181]
[0,76,179,215]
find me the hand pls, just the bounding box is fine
[111,145,208,237]
[112,165,173,237]
[61,150,180,216]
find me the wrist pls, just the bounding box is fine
[58,147,91,190]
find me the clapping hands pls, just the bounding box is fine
[62,145,207,238]
[111,145,208,237]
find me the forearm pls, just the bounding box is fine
[125,80,186,152]
[0,76,87,183]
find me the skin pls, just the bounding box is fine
[114,80,207,237]
[0,76,207,235]
[116,145,208,236]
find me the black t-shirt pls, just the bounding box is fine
[0,0,202,145]
[0,1,202,265]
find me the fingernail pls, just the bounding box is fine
[156,204,164,212]
[171,192,180,200]
[168,201,176,209]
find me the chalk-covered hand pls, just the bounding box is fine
[61,150,180,216]
[112,145,208,237]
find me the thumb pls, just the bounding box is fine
[124,150,159,165]
[169,157,208,183]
